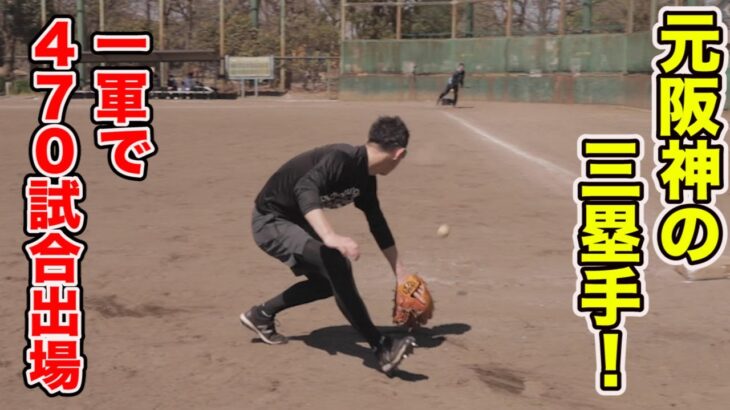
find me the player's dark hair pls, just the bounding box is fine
[368,116,409,149]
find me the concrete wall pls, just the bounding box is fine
[339,32,662,108]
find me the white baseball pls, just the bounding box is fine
[437,224,450,238]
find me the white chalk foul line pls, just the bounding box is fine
[442,110,574,182]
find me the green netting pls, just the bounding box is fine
[343,32,655,75]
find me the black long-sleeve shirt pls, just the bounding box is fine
[254,144,395,250]
[448,70,465,87]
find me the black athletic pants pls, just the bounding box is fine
[261,239,382,348]
[438,83,459,105]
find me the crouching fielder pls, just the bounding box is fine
[241,116,417,374]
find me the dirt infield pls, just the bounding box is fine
[1,97,729,409]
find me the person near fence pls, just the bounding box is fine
[167,76,178,91]
[437,63,466,106]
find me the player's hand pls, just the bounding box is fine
[395,269,412,285]
[413,286,427,304]
[396,271,427,303]
[323,234,360,261]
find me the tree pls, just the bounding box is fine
[404,4,452,38]
[1,0,42,81]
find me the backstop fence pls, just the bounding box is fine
[338,0,730,108]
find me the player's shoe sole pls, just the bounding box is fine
[240,311,288,345]
[377,336,417,374]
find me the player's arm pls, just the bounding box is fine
[303,208,360,260]
[381,244,412,283]
[363,210,412,284]
[355,177,412,282]
[295,152,360,260]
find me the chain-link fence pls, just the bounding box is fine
[342,0,730,40]
[279,56,339,98]
[4,1,730,96]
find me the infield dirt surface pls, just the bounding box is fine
[1,97,729,409]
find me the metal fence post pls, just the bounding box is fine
[396,2,402,39]
[626,0,634,34]
[582,0,592,33]
[280,0,286,92]
[466,1,474,38]
[220,0,225,75]
[451,1,457,39]
[76,0,86,86]
[506,0,513,36]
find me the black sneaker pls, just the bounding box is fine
[375,335,416,374]
[240,306,288,345]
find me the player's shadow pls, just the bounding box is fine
[288,323,471,382]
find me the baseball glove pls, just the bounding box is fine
[393,274,434,328]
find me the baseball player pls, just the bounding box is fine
[437,62,466,106]
[241,116,417,373]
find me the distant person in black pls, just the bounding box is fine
[437,62,466,106]
[241,116,418,374]
[167,76,178,91]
